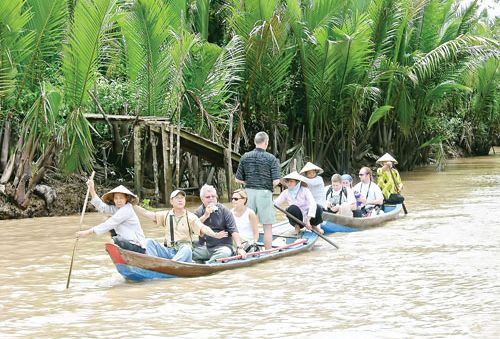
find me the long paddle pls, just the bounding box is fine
[389,168,408,215]
[274,204,339,249]
[66,171,95,289]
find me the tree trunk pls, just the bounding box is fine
[20,142,56,209]
[0,135,23,184]
[0,113,12,171]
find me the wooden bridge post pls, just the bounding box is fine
[223,148,232,202]
[161,123,173,205]
[150,126,160,202]
[133,124,144,198]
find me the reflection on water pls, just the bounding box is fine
[1,155,499,338]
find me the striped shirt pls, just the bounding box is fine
[236,148,281,191]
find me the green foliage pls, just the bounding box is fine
[141,198,151,208]
[0,0,498,179]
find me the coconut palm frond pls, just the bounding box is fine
[191,0,210,40]
[0,0,32,98]
[301,0,345,32]
[412,35,500,83]
[25,0,67,64]
[329,12,372,96]
[15,0,67,97]
[62,0,118,110]
[121,0,178,116]
[367,105,393,129]
[424,81,472,108]
[21,83,61,145]
[396,81,415,134]
[470,57,499,120]
[455,0,479,36]
[416,0,454,53]
[60,108,94,174]
[199,36,245,106]
[367,0,405,60]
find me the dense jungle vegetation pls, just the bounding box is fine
[0,0,498,208]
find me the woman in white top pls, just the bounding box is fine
[231,189,259,249]
[299,162,326,208]
[76,180,146,253]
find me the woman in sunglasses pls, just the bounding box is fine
[231,189,259,251]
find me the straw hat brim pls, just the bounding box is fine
[281,171,308,187]
[102,185,139,205]
[299,162,324,175]
[376,153,398,164]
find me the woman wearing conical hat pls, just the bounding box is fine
[274,171,324,235]
[376,153,404,199]
[76,179,146,253]
[299,162,326,208]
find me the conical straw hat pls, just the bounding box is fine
[102,185,139,205]
[281,171,308,187]
[376,153,398,164]
[299,162,324,175]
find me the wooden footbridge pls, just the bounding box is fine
[84,114,241,204]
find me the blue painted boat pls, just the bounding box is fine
[105,227,318,282]
[322,204,403,234]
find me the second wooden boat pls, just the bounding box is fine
[322,204,403,233]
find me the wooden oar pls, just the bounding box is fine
[273,204,339,249]
[66,171,95,289]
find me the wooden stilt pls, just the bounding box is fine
[150,127,160,201]
[133,124,143,198]
[162,123,173,204]
[224,148,232,202]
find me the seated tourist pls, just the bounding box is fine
[352,167,384,217]
[231,189,259,252]
[325,174,356,217]
[134,190,227,262]
[193,185,246,263]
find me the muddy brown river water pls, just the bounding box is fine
[1,154,499,338]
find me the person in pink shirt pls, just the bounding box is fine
[274,171,324,235]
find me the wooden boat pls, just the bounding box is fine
[322,204,403,233]
[105,224,318,281]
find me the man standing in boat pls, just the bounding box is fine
[193,184,247,263]
[134,190,227,262]
[235,131,281,250]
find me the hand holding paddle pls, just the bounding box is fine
[274,204,339,249]
[66,171,95,289]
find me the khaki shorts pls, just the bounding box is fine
[246,188,275,225]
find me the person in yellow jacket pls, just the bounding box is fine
[376,153,403,199]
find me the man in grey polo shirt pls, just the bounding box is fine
[236,131,281,250]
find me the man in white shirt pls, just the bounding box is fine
[352,167,384,217]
